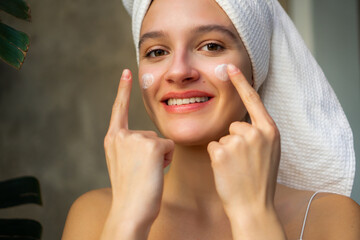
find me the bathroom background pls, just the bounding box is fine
[0,0,359,239]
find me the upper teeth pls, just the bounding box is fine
[167,97,209,106]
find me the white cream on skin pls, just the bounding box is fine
[142,73,154,89]
[214,64,230,82]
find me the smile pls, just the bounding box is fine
[167,97,210,106]
[161,90,214,113]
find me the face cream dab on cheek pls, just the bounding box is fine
[142,73,154,89]
[214,64,230,82]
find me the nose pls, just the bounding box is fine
[164,49,200,85]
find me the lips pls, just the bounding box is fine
[161,90,214,113]
[167,96,210,106]
[161,90,214,101]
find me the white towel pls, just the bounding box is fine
[122,0,355,196]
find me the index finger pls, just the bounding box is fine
[108,69,133,131]
[227,64,273,127]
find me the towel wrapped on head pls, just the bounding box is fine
[122,0,356,196]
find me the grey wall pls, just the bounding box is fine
[0,0,359,239]
[289,0,360,204]
[0,0,154,239]
[312,0,360,204]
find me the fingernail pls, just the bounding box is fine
[122,69,131,81]
[227,64,240,75]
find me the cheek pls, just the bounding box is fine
[138,70,162,117]
[199,62,230,83]
[214,64,230,82]
[141,73,155,89]
[139,66,163,90]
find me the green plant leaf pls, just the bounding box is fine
[0,176,42,208]
[0,0,31,21]
[0,219,42,240]
[0,35,25,69]
[0,22,29,69]
[0,22,29,51]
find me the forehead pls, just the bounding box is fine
[140,0,236,35]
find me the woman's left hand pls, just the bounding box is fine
[207,64,284,239]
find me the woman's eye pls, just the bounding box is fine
[201,43,224,52]
[145,49,168,58]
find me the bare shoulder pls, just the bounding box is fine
[62,188,113,240]
[305,192,360,240]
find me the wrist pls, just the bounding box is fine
[101,205,156,240]
[101,219,151,240]
[226,206,287,240]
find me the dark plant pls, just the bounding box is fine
[0,176,43,239]
[0,0,31,69]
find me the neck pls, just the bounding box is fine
[163,144,224,213]
[162,143,292,220]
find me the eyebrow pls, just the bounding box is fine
[192,24,238,42]
[138,24,239,49]
[138,31,167,49]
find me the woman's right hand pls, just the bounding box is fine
[102,69,174,238]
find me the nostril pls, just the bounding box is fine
[164,61,200,84]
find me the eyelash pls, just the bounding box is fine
[199,42,225,52]
[145,48,169,58]
[144,42,225,58]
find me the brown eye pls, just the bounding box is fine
[146,49,168,58]
[202,43,224,51]
[207,43,219,51]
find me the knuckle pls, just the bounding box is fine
[252,129,269,151]
[116,129,128,139]
[212,147,227,162]
[105,129,126,144]
[118,81,130,89]
[112,100,121,111]
[144,139,158,150]
[247,128,261,143]
[112,100,127,113]
[166,138,175,147]
[264,124,280,141]
[131,132,144,140]
[218,136,229,145]
[229,121,241,132]
[230,135,245,146]
[207,141,215,152]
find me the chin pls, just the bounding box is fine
[161,124,227,147]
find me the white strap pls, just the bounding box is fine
[299,191,321,240]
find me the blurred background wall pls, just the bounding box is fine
[0,0,358,239]
[0,0,150,239]
[289,0,360,204]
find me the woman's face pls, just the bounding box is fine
[138,0,252,146]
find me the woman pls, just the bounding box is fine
[62,0,360,239]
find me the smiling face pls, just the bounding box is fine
[138,0,252,146]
